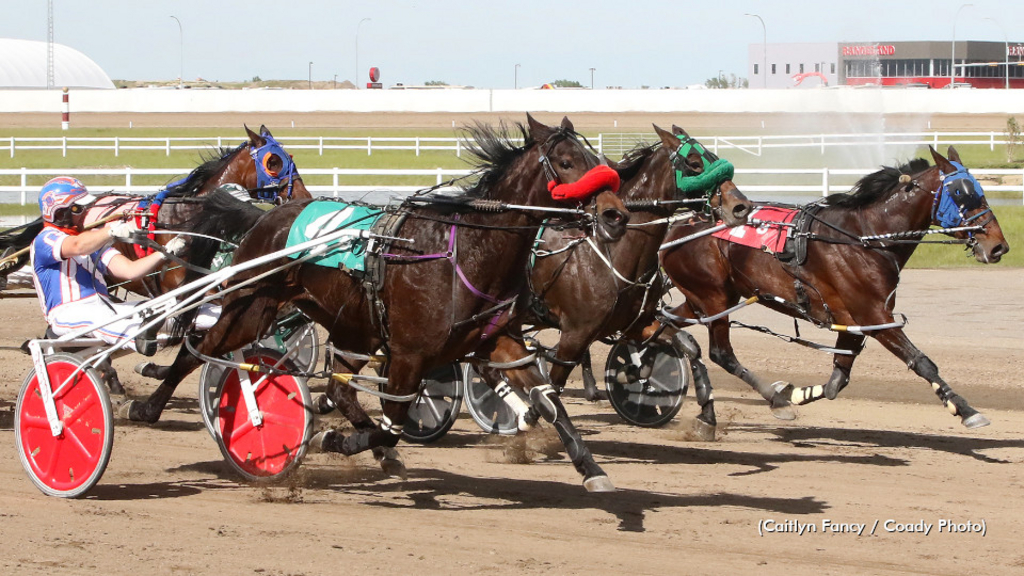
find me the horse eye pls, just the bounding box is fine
[559,160,572,169]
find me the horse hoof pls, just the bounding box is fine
[583,388,606,402]
[693,418,716,441]
[583,475,616,493]
[962,413,991,429]
[771,403,798,421]
[115,399,136,421]
[312,394,336,415]
[133,362,150,375]
[309,430,335,453]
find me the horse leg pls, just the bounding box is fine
[315,352,406,477]
[784,333,866,405]
[312,355,423,479]
[580,349,603,402]
[705,318,797,420]
[488,336,614,492]
[671,330,717,441]
[871,328,989,428]
[123,293,281,423]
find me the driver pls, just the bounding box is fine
[30,176,187,355]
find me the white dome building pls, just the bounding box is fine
[0,38,113,89]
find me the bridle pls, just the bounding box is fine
[668,135,736,216]
[248,135,300,203]
[933,161,993,241]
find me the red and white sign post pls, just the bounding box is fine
[61,87,70,130]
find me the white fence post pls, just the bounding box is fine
[62,137,67,158]
[597,134,603,155]
[9,137,13,159]
[367,137,372,156]
[333,168,339,197]
[114,137,120,157]
[436,167,443,185]
[20,167,27,205]
[990,131,995,152]
[125,166,132,192]
[456,139,461,158]
[821,168,830,197]
[934,132,939,149]
[821,135,826,155]
[319,137,324,156]
[165,138,171,156]
[416,137,421,157]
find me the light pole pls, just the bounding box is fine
[951,3,974,87]
[308,61,313,89]
[983,16,1010,89]
[356,18,371,89]
[515,63,520,89]
[589,67,596,89]
[169,16,183,88]
[744,13,766,89]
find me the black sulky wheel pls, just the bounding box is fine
[463,364,527,436]
[16,353,114,498]
[397,364,464,444]
[604,339,689,427]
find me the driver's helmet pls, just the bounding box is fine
[38,177,96,227]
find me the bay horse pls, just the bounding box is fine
[123,115,631,491]
[473,125,752,431]
[659,146,1009,434]
[0,125,309,294]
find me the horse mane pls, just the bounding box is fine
[458,121,532,198]
[615,141,660,182]
[825,158,931,208]
[165,143,247,199]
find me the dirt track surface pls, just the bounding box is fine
[0,268,1021,575]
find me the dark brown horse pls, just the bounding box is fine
[659,146,1009,435]
[0,125,309,294]
[473,125,752,431]
[123,115,630,491]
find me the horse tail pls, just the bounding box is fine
[0,218,43,250]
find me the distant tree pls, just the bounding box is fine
[425,80,449,86]
[1007,117,1021,162]
[251,75,262,82]
[705,74,748,89]
[552,79,583,88]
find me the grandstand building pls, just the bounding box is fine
[748,41,1024,89]
[0,38,114,89]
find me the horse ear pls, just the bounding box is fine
[929,145,955,173]
[946,145,963,164]
[260,125,273,138]
[527,113,553,140]
[245,124,265,148]
[654,124,678,149]
[672,125,690,138]
[559,116,575,133]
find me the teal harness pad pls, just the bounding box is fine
[286,201,384,271]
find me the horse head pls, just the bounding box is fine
[657,124,750,226]
[238,125,310,203]
[928,146,1009,263]
[526,114,629,242]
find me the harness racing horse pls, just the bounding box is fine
[122,115,632,491]
[0,125,309,294]
[659,146,1009,433]
[472,125,751,433]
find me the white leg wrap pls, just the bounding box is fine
[495,382,532,430]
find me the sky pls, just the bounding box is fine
[1,1,1022,88]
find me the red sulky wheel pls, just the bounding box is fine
[15,353,113,498]
[214,349,312,482]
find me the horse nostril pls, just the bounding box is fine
[734,203,751,219]
[992,243,1009,258]
[602,208,628,226]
